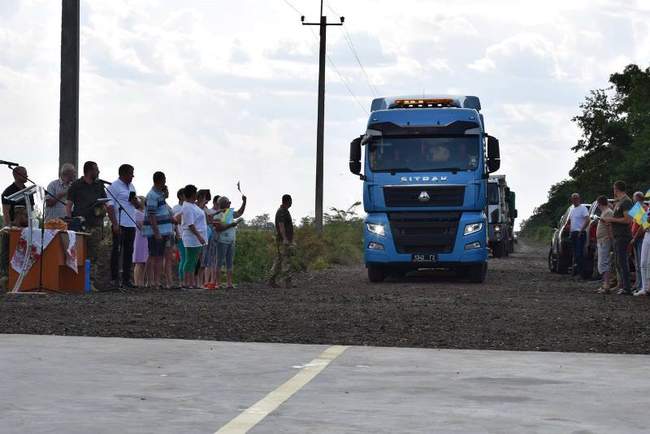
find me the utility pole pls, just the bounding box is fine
[59,0,80,173]
[302,0,344,233]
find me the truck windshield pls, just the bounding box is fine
[487,183,499,205]
[368,136,480,172]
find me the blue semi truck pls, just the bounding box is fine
[348,95,501,283]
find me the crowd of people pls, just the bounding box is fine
[568,180,650,296]
[1,162,297,291]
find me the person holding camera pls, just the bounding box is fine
[213,195,246,289]
[106,164,138,290]
[143,171,173,289]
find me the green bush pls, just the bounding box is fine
[233,230,276,282]
[233,219,364,282]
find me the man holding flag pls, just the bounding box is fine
[602,181,634,295]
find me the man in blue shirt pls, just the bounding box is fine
[143,171,173,288]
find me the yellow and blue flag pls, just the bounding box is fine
[629,202,650,229]
[220,208,234,224]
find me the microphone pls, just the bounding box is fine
[0,160,20,167]
[98,179,112,185]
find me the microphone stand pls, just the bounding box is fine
[0,162,59,292]
[102,180,137,290]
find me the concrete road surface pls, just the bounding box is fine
[1,334,649,433]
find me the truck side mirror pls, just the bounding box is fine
[349,137,362,175]
[513,209,518,219]
[487,135,501,173]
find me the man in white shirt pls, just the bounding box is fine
[568,192,590,277]
[106,164,138,289]
[44,163,76,221]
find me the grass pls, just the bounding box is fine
[234,219,364,282]
[93,219,365,285]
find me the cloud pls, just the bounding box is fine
[1,0,649,224]
[468,33,563,79]
[330,31,397,67]
[264,39,315,62]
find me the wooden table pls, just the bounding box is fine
[7,228,87,294]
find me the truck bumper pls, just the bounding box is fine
[364,211,488,269]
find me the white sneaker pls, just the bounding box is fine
[633,289,649,296]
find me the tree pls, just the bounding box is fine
[523,64,650,235]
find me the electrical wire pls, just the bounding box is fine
[280,0,369,116]
[326,0,379,96]
[281,0,303,16]
[308,27,369,115]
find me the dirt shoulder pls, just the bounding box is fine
[1,241,649,354]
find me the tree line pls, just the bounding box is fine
[521,64,650,235]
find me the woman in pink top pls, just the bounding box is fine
[133,197,149,288]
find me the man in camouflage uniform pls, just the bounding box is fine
[268,194,295,288]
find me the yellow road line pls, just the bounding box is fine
[215,345,348,434]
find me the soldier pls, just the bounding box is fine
[268,194,296,288]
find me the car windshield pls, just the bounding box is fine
[368,136,480,172]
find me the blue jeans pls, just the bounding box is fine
[571,231,586,276]
[217,241,235,271]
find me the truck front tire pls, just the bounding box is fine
[367,265,385,283]
[468,263,487,283]
[492,241,505,258]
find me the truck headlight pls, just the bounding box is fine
[494,226,501,232]
[366,223,385,237]
[464,222,483,236]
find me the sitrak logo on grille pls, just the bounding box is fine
[400,176,448,182]
[418,191,430,202]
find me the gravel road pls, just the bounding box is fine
[2,241,649,354]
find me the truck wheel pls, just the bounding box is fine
[468,263,487,283]
[367,265,385,283]
[492,242,504,258]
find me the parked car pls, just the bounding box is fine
[548,203,592,275]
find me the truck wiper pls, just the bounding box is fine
[387,168,414,174]
[430,167,463,173]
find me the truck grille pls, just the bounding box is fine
[384,186,465,207]
[388,212,461,254]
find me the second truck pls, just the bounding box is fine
[487,175,517,258]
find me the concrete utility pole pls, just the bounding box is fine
[302,0,344,233]
[59,0,80,173]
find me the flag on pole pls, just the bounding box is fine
[645,188,650,199]
[237,181,243,195]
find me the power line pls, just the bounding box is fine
[281,0,369,115]
[342,29,379,97]
[326,1,379,96]
[281,0,303,16]
[326,54,370,115]
[307,27,368,116]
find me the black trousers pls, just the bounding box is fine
[111,226,136,284]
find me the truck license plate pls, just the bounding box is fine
[412,254,437,263]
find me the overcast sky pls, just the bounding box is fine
[1,0,649,225]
